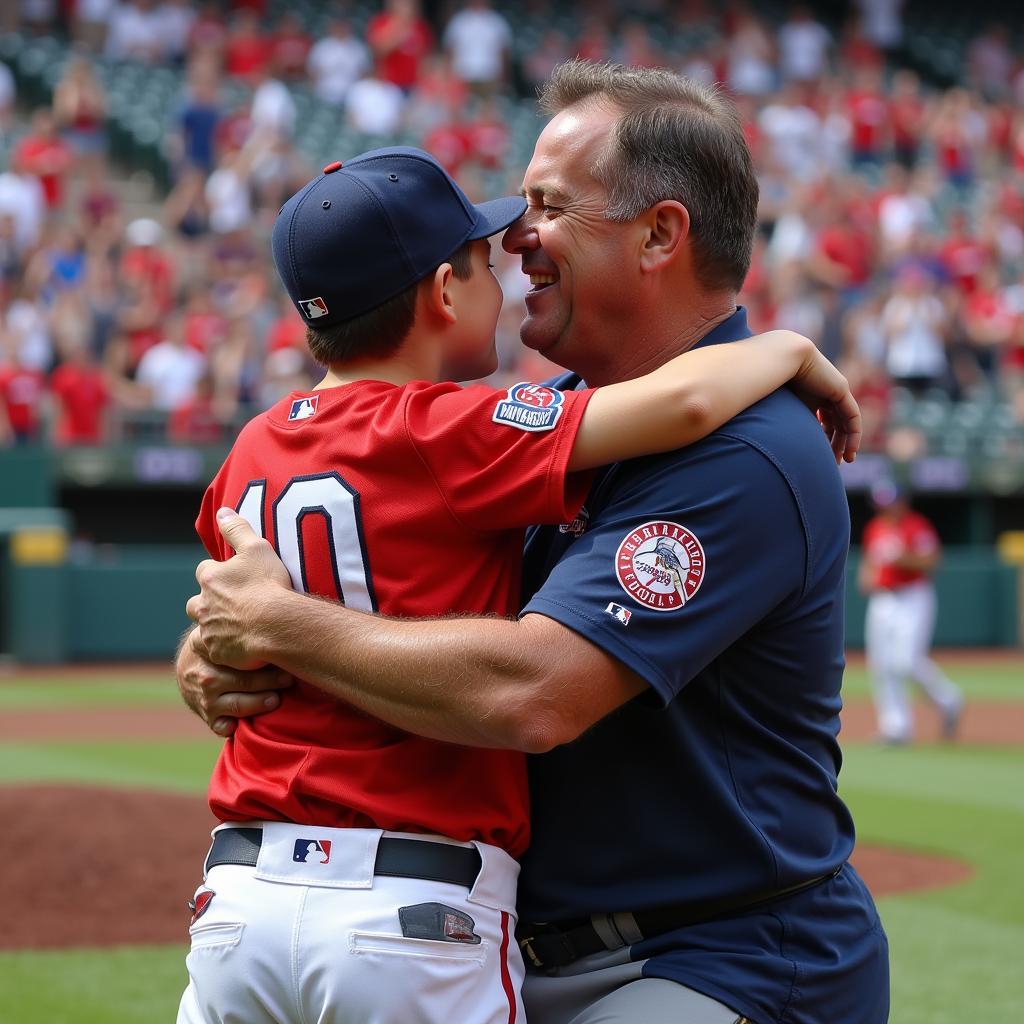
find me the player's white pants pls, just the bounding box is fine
[865,581,962,741]
[177,823,524,1024]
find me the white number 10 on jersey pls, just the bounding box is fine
[235,473,377,612]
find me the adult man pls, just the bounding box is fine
[859,480,963,744]
[181,61,888,1024]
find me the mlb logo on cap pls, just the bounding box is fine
[289,395,319,421]
[302,297,329,319]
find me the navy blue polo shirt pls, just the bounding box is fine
[519,309,888,1023]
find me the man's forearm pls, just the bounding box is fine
[247,587,564,752]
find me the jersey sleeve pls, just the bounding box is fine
[401,380,594,532]
[521,438,809,704]
[908,516,939,556]
[195,464,234,562]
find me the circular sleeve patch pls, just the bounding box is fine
[614,521,705,611]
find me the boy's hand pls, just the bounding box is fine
[789,347,861,464]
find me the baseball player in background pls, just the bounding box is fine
[176,145,859,1024]
[859,480,964,744]
[180,62,887,1024]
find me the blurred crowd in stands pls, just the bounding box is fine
[1,0,1024,457]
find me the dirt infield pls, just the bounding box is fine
[0,784,975,952]
[0,786,215,950]
[3,697,1022,745]
[838,698,1024,745]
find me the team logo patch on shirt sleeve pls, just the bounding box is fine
[492,382,564,432]
[614,521,705,611]
[288,394,319,421]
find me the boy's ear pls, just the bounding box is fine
[422,262,458,324]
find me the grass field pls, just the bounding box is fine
[0,655,1022,1023]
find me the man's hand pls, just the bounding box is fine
[185,508,295,669]
[177,627,293,737]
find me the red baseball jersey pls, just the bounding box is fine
[197,379,593,857]
[862,510,939,590]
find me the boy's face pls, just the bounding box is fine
[440,238,505,382]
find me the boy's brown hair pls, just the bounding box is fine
[305,243,475,367]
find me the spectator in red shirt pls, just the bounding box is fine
[960,262,1014,381]
[810,197,874,303]
[49,338,110,445]
[0,347,47,445]
[574,15,611,64]
[12,108,73,211]
[224,9,271,83]
[270,12,312,81]
[940,209,987,296]
[846,67,888,167]
[121,218,174,315]
[465,98,510,170]
[265,292,307,356]
[168,371,225,444]
[888,69,927,169]
[183,283,229,355]
[187,2,229,62]
[367,0,434,93]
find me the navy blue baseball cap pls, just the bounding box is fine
[272,146,526,327]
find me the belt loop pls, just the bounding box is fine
[589,913,627,952]
[610,911,644,945]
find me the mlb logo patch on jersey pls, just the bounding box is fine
[605,602,632,625]
[293,838,332,864]
[288,395,319,421]
[492,382,564,432]
[301,296,329,319]
[614,520,705,612]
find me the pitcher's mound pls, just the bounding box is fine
[0,785,974,950]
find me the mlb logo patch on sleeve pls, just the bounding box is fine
[605,602,632,625]
[492,382,564,432]
[288,395,319,421]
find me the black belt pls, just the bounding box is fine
[206,827,482,888]
[517,866,842,970]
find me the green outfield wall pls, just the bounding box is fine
[2,445,1022,661]
[0,532,1019,662]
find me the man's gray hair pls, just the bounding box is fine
[539,60,759,293]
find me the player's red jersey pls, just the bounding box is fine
[197,379,593,857]
[862,510,938,591]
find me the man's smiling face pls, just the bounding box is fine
[503,103,644,379]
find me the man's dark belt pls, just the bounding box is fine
[205,827,482,888]
[517,865,843,970]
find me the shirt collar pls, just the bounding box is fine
[690,306,751,350]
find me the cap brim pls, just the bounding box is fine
[468,195,527,239]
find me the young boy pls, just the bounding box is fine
[178,147,858,1024]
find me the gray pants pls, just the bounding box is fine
[523,950,746,1024]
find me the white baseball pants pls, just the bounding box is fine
[177,823,524,1024]
[864,581,962,742]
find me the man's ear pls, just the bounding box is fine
[422,262,458,324]
[638,200,690,273]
